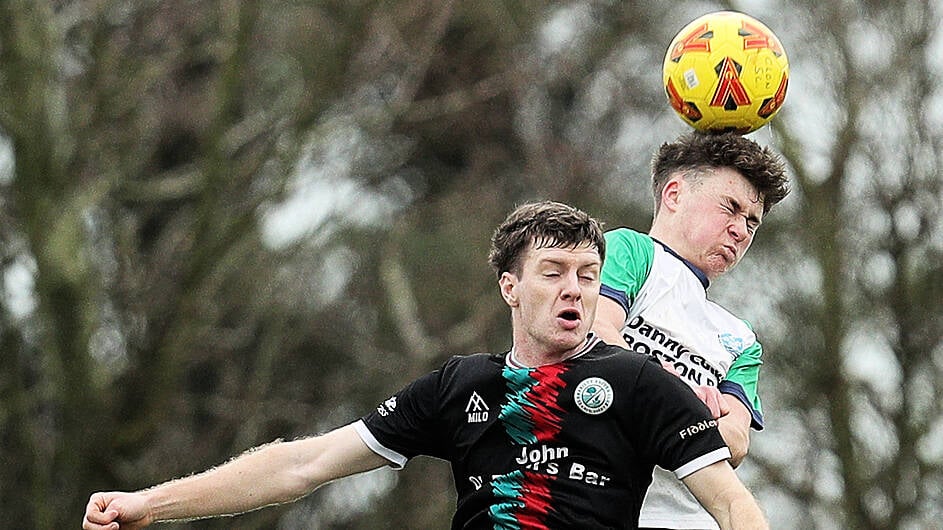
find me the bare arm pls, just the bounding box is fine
[593,296,630,348]
[717,395,752,467]
[83,423,388,529]
[681,460,768,530]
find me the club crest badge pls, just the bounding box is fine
[574,377,613,415]
[718,332,746,356]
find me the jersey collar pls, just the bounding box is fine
[506,333,601,368]
[653,238,710,290]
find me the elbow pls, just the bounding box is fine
[263,439,330,503]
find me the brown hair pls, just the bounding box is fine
[652,131,789,215]
[488,201,605,278]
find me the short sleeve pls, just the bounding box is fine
[628,358,730,478]
[719,338,764,430]
[357,360,454,466]
[600,229,655,315]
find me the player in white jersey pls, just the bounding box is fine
[593,131,790,530]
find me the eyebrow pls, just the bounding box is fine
[537,257,601,269]
[728,197,762,225]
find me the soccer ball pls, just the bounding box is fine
[663,11,788,134]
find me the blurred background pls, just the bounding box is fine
[1,0,941,528]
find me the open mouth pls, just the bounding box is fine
[558,309,581,322]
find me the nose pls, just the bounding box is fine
[729,215,748,242]
[560,271,582,300]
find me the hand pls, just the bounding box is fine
[692,385,731,419]
[659,359,681,377]
[83,491,153,530]
[717,395,752,467]
[659,361,729,419]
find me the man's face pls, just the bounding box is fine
[670,167,764,280]
[500,242,602,358]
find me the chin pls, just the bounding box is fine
[554,333,587,351]
[705,258,733,279]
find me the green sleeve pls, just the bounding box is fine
[599,228,655,314]
[720,338,764,430]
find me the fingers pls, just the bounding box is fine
[660,360,681,377]
[658,362,730,419]
[717,393,731,416]
[83,512,119,530]
[692,385,725,418]
[83,494,121,530]
[83,491,152,530]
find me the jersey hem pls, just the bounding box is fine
[353,420,407,469]
[718,380,764,430]
[638,517,720,530]
[600,283,631,316]
[673,447,731,479]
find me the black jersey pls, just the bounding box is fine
[355,336,729,529]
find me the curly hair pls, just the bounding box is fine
[488,201,605,278]
[651,131,789,215]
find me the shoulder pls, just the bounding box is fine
[388,353,504,413]
[601,229,656,294]
[604,227,654,249]
[434,352,505,381]
[443,352,504,367]
[582,342,660,378]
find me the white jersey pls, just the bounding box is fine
[600,228,764,529]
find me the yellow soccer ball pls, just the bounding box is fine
[663,11,789,134]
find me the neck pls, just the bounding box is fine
[510,335,594,368]
[648,222,684,257]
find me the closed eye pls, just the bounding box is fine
[725,199,761,233]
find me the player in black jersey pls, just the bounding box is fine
[84,201,767,530]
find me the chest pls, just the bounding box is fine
[442,361,642,473]
[622,253,754,386]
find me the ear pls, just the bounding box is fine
[660,176,684,214]
[498,271,520,307]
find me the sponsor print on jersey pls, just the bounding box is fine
[622,315,724,386]
[465,391,490,423]
[499,364,567,444]
[376,396,397,417]
[489,470,554,530]
[679,418,719,440]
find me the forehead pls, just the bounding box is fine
[699,167,764,215]
[523,242,602,267]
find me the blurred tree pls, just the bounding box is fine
[0,0,387,527]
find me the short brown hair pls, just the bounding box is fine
[652,131,789,214]
[488,201,605,278]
